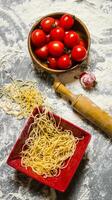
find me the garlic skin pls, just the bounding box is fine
[80,72,96,89]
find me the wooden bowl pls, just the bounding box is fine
[28,12,90,75]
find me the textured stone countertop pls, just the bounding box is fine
[0,0,112,200]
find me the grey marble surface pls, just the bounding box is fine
[0,0,112,199]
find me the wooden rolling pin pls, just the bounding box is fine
[53,79,112,138]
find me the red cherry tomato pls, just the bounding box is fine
[64,31,80,48]
[57,54,72,69]
[60,14,74,30]
[35,45,48,60]
[41,17,55,33]
[50,27,65,41]
[48,57,57,69]
[55,19,60,27]
[71,45,87,61]
[46,34,51,43]
[79,39,85,47]
[48,41,64,57]
[31,29,46,47]
[65,31,69,36]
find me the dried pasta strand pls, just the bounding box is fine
[0,80,44,118]
[21,109,84,178]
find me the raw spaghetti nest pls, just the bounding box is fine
[21,109,82,178]
[0,80,43,118]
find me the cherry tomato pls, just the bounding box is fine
[60,14,74,30]
[48,57,57,69]
[55,19,60,27]
[57,54,72,69]
[48,41,64,57]
[64,31,80,48]
[46,34,51,43]
[79,39,85,47]
[71,45,87,61]
[41,17,55,33]
[50,27,65,41]
[65,31,69,36]
[35,45,48,60]
[31,29,46,47]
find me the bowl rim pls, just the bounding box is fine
[28,12,91,74]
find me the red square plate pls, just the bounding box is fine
[7,107,91,192]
